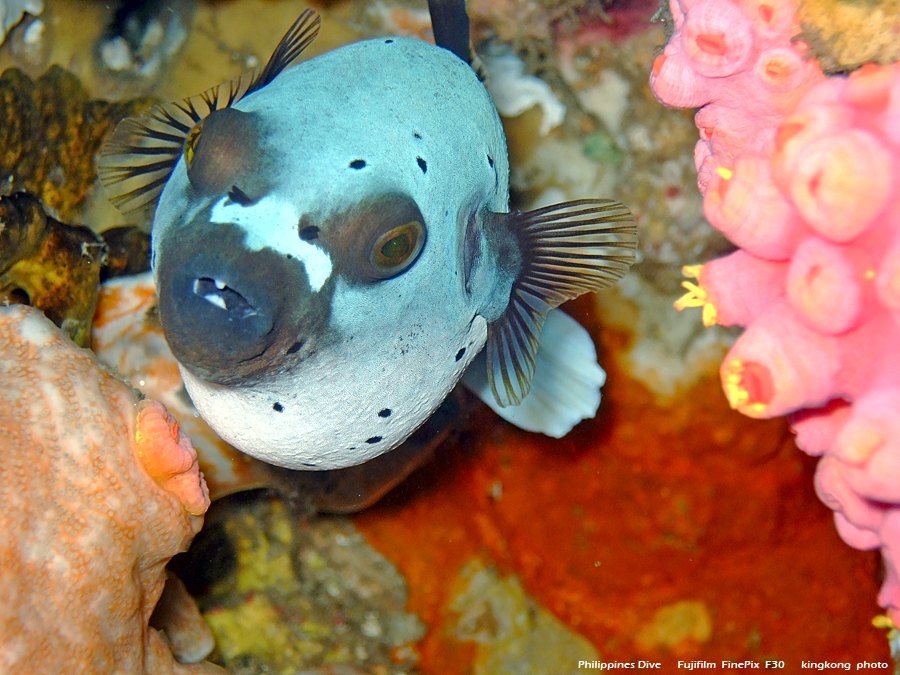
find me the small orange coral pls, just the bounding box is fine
[0,304,219,674]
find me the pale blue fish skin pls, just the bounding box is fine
[151,38,515,470]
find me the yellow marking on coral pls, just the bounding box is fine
[701,303,718,328]
[722,362,768,415]
[872,615,896,630]
[716,166,733,181]
[682,264,702,279]
[845,428,883,463]
[674,281,706,310]
[673,265,718,326]
[722,361,749,410]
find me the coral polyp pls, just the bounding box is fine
[653,0,900,625]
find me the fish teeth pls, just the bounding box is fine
[203,294,228,311]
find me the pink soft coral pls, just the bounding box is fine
[652,0,900,625]
[0,304,220,674]
[651,0,825,191]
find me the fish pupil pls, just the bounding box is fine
[365,206,426,279]
[380,232,411,260]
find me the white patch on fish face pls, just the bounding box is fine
[211,194,333,291]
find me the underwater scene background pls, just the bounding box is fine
[0,0,897,671]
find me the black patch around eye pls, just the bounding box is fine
[227,185,253,206]
[366,436,383,444]
[273,402,284,412]
[286,340,304,355]
[416,157,427,174]
[487,154,494,168]
[349,159,367,169]
[299,225,319,241]
[455,348,465,361]
[378,408,391,418]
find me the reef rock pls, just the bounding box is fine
[0,192,107,347]
[0,303,221,674]
[0,66,151,221]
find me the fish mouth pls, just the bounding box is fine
[154,219,333,387]
[192,277,260,320]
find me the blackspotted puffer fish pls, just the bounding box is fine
[99,7,638,470]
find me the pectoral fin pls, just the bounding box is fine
[484,198,636,406]
[463,309,606,437]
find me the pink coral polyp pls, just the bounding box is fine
[682,0,754,77]
[876,239,900,312]
[755,47,809,94]
[739,0,792,38]
[787,130,892,243]
[786,236,863,334]
[650,52,711,108]
[720,302,841,417]
[704,156,804,259]
[771,104,852,182]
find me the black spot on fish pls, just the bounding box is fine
[286,340,304,355]
[299,225,319,240]
[385,39,394,43]
[228,185,253,206]
[416,157,427,174]
[487,154,494,168]
[273,402,284,412]
[302,462,317,467]
[350,159,366,169]
[455,347,465,361]
[366,436,383,444]
[378,408,391,418]
[286,253,293,259]
[413,132,422,140]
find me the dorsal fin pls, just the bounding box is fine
[98,9,321,215]
[484,199,637,407]
[427,0,471,64]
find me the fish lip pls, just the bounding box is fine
[190,276,261,320]
[154,216,333,387]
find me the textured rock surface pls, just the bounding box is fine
[797,0,900,73]
[0,66,150,221]
[0,191,106,346]
[0,303,219,674]
[179,495,425,674]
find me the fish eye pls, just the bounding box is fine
[326,193,426,282]
[183,120,205,169]
[369,220,424,278]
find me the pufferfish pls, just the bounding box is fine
[99,6,637,471]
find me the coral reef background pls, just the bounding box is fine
[0,0,895,670]
[651,0,900,635]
